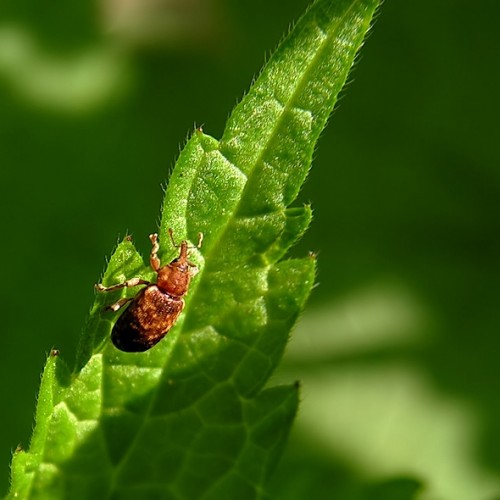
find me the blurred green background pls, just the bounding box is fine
[0,0,499,498]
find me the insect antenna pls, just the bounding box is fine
[168,228,203,249]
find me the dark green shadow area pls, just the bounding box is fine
[269,435,423,500]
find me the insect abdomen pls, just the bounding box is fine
[111,286,184,352]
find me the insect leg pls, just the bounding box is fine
[106,297,133,312]
[95,277,150,293]
[149,233,161,271]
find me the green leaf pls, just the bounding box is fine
[7,0,379,498]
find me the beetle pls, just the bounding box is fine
[96,229,203,352]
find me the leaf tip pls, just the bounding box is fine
[307,250,318,261]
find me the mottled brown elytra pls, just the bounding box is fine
[96,229,203,352]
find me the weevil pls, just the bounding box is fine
[96,229,203,352]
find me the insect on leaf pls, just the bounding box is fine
[7,0,380,498]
